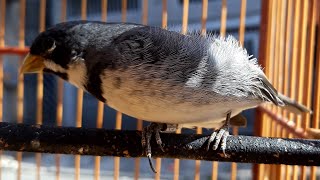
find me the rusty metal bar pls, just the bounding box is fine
[0,122,319,166]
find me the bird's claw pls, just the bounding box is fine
[141,123,171,173]
[207,111,231,156]
[207,128,229,155]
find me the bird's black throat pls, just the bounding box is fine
[43,68,69,81]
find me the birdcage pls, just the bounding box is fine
[0,0,319,179]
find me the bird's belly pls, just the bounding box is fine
[100,73,260,128]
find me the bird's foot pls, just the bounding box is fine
[141,123,177,173]
[206,111,231,156]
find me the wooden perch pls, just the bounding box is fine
[0,122,319,166]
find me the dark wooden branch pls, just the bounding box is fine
[0,122,319,166]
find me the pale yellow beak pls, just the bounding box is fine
[20,53,45,74]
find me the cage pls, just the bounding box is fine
[0,0,319,179]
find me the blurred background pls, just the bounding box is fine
[0,0,319,179]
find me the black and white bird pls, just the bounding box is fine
[20,21,310,172]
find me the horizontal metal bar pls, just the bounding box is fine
[0,122,318,166]
[0,47,29,55]
[258,106,308,138]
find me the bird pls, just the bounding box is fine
[20,20,311,173]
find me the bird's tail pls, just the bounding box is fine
[277,93,312,115]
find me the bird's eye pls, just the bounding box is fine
[43,38,56,53]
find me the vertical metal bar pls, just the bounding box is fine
[212,1,228,179]
[172,0,186,178]
[17,0,26,180]
[133,120,142,180]
[254,0,270,179]
[0,1,5,179]
[155,4,162,179]
[113,112,122,180]
[0,0,5,48]
[311,2,320,180]
[134,1,148,179]
[297,0,308,131]
[195,129,203,180]
[55,1,66,179]
[161,0,167,29]
[231,1,246,179]
[282,0,293,178]
[274,0,286,178]
[113,3,126,180]
[74,1,86,180]
[35,1,46,180]
[121,0,127,22]
[297,1,309,179]
[290,1,302,179]
[142,0,148,25]
[61,0,67,22]
[307,1,318,179]
[94,2,109,179]
[270,1,281,179]
[264,0,276,178]
[94,102,104,180]
[238,0,246,45]
[200,0,208,35]
[101,0,107,22]
[289,0,301,127]
[81,0,87,21]
[220,0,227,37]
[181,0,189,34]
[173,128,180,180]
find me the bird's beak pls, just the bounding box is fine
[20,53,45,74]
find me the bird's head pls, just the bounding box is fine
[20,22,88,88]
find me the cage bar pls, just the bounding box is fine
[0,0,5,179]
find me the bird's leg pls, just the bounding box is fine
[206,111,231,156]
[141,122,178,173]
